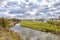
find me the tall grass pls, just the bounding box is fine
[20,20,60,35]
[0,18,23,40]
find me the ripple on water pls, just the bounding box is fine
[10,23,60,40]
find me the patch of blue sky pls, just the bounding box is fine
[9,9,26,14]
[53,2,60,7]
[3,5,9,9]
[30,4,38,9]
[0,8,7,12]
[0,0,4,2]
[19,2,27,9]
[7,1,18,6]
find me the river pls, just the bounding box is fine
[10,23,60,40]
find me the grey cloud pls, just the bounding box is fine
[4,5,9,9]
[0,8,7,12]
[55,12,60,15]
[19,2,27,9]
[37,0,41,2]
[0,0,60,18]
[53,2,60,7]
[7,1,18,6]
[9,8,26,14]
[29,2,39,9]
[25,0,29,2]
[46,0,55,2]
[0,0,4,2]
[37,8,49,13]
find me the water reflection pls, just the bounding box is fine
[10,23,60,40]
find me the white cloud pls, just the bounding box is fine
[0,0,60,19]
[26,9,37,15]
[40,0,48,5]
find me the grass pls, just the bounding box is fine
[20,21,60,35]
[0,18,23,40]
[0,27,23,40]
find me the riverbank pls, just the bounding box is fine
[20,21,60,35]
[0,26,23,40]
[11,23,60,40]
[0,18,23,40]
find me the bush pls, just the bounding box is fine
[46,20,56,25]
[0,18,9,27]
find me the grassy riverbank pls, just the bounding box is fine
[20,20,60,35]
[0,27,23,40]
[0,18,23,40]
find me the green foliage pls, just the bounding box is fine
[0,18,9,27]
[20,21,60,34]
[46,20,56,25]
[46,19,60,26]
[0,18,10,31]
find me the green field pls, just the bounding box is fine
[20,20,60,35]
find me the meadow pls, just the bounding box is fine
[20,19,60,35]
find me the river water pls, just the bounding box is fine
[10,23,60,40]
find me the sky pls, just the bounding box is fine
[0,0,60,19]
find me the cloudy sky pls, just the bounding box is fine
[0,0,60,19]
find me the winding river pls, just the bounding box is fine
[10,23,60,40]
